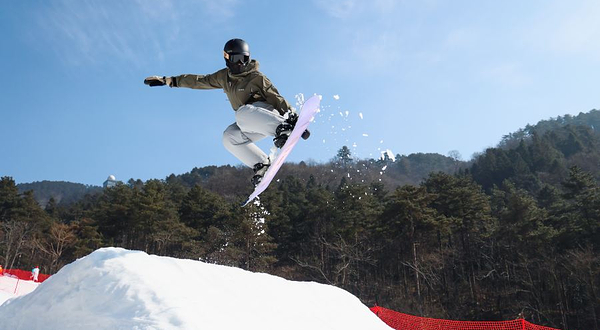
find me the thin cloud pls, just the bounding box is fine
[35,1,172,66]
[313,0,357,18]
[351,31,403,71]
[199,0,240,18]
[33,0,238,67]
[526,0,600,59]
[312,0,406,72]
[313,0,398,19]
[481,62,532,88]
[443,28,481,49]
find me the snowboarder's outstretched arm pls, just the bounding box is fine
[144,76,174,87]
[144,70,225,89]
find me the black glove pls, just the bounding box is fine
[144,76,173,87]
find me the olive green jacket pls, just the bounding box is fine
[172,60,291,115]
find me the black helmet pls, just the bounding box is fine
[224,38,250,74]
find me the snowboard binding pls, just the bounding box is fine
[273,112,310,149]
[251,161,270,186]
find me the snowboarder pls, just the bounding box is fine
[31,266,39,282]
[144,38,308,185]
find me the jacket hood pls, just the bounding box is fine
[228,59,260,78]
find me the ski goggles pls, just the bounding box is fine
[224,51,250,64]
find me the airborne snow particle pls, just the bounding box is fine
[333,95,340,100]
[362,133,369,137]
[381,149,396,162]
[359,112,363,119]
[387,149,396,162]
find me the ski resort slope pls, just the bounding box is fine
[0,275,40,305]
[0,248,391,330]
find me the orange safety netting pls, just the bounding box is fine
[370,306,560,330]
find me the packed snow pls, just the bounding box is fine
[0,248,391,330]
[0,274,40,305]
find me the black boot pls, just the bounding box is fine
[273,112,310,148]
[251,161,270,186]
[285,112,311,140]
[273,122,294,148]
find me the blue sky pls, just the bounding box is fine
[1,0,599,186]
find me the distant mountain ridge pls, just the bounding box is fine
[17,181,102,208]
[16,152,464,206]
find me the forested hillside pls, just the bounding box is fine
[471,110,600,192]
[165,151,463,201]
[2,109,599,330]
[19,151,462,206]
[17,181,102,208]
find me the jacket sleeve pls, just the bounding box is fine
[259,75,292,115]
[172,70,225,89]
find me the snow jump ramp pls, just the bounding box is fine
[0,248,391,330]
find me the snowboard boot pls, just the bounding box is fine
[273,112,310,149]
[251,160,270,186]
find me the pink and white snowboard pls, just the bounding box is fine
[243,95,320,206]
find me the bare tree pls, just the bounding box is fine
[292,234,378,287]
[1,220,37,269]
[34,222,76,272]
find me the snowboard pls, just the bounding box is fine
[242,95,321,206]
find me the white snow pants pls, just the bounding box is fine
[222,102,285,168]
